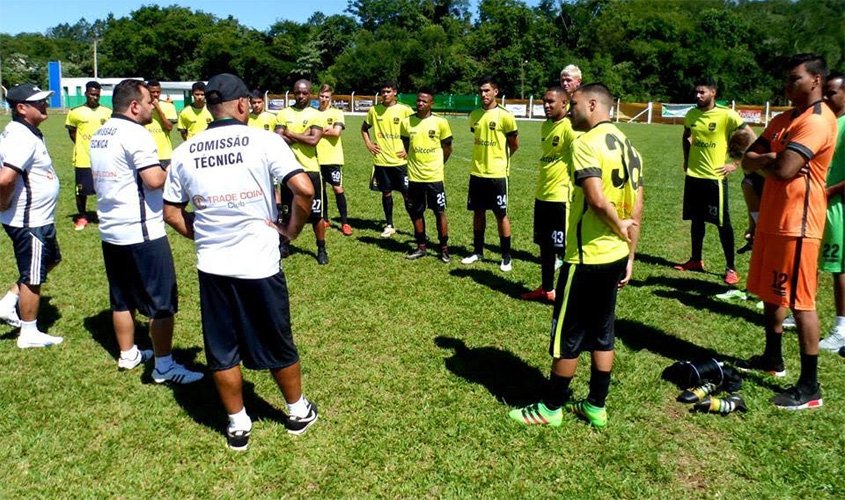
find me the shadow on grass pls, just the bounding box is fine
[615,319,740,364]
[83,309,152,360]
[449,268,530,299]
[485,244,541,265]
[345,216,413,238]
[434,336,546,406]
[633,275,761,325]
[358,235,414,255]
[0,294,61,340]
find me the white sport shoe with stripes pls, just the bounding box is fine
[152,362,203,384]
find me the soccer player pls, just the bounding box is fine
[65,80,112,230]
[164,73,319,451]
[560,65,582,96]
[739,54,837,410]
[248,90,276,131]
[177,81,212,141]
[522,87,579,303]
[145,79,178,168]
[317,84,352,236]
[89,79,203,383]
[362,81,414,238]
[0,83,64,347]
[674,77,756,285]
[509,83,643,429]
[817,73,845,351]
[276,79,328,265]
[462,76,519,271]
[400,89,453,262]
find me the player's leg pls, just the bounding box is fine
[739,174,761,254]
[493,178,512,270]
[213,365,252,450]
[310,173,328,265]
[9,225,62,347]
[676,176,706,270]
[334,185,350,232]
[717,192,738,284]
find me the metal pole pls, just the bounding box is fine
[94,40,99,79]
[520,60,526,100]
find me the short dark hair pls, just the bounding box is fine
[545,86,567,96]
[85,81,101,91]
[378,81,397,92]
[785,53,829,80]
[192,81,206,92]
[576,83,614,108]
[112,79,148,113]
[249,89,263,99]
[827,73,845,86]
[478,76,498,89]
[693,77,717,91]
[146,79,161,87]
[417,87,436,98]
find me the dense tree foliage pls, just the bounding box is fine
[1,0,841,103]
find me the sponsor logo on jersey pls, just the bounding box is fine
[552,135,560,147]
[708,122,716,131]
[428,129,436,138]
[393,117,400,125]
[488,121,496,130]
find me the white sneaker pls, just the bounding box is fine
[715,289,748,301]
[782,314,797,330]
[820,328,845,352]
[461,254,481,265]
[152,362,204,384]
[118,349,154,371]
[17,331,63,349]
[500,256,513,272]
[380,225,396,238]
[554,258,564,270]
[0,307,21,328]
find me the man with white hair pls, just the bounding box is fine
[560,65,582,96]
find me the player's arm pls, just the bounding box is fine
[361,122,381,155]
[506,132,519,156]
[827,180,845,198]
[177,112,188,141]
[718,125,757,176]
[67,126,77,143]
[163,202,195,240]
[741,137,776,173]
[682,127,691,172]
[283,125,323,147]
[269,172,314,241]
[582,176,638,243]
[138,165,167,190]
[0,166,20,211]
[323,123,344,138]
[401,136,410,156]
[442,138,453,164]
[153,101,173,133]
[619,185,644,288]
[275,124,293,145]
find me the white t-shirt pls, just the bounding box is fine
[0,119,60,228]
[164,120,304,279]
[90,115,165,245]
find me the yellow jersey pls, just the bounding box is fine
[178,105,213,139]
[684,105,745,180]
[364,103,414,167]
[276,106,323,172]
[65,105,112,167]
[469,105,518,178]
[400,113,453,182]
[145,100,177,161]
[248,111,276,132]
[537,117,579,202]
[317,107,345,166]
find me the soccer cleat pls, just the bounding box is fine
[782,314,796,330]
[564,399,607,428]
[677,382,720,404]
[0,307,21,328]
[724,269,740,285]
[380,225,396,238]
[317,248,329,265]
[287,399,318,435]
[673,259,704,272]
[735,355,786,377]
[17,331,63,349]
[693,395,748,414]
[118,348,154,371]
[341,224,353,236]
[737,240,754,255]
[555,258,564,270]
[321,219,331,229]
[461,253,481,265]
[500,255,513,272]
[771,385,823,410]
[405,247,427,260]
[521,287,555,303]
[226,426,251,451]
[508,402,563,427]
[152,362,204,384]
[714,289,748,302]
[74,217,89,231]
[819,328,845,352]
[439,248,451,264]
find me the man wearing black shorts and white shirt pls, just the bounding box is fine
[89,79,203,383]
[164,73,319,451]
[0,83,63,348]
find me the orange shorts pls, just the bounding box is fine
[747,233,820,311]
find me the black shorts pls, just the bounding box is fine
[320,165,343,187]
[742,172,765,198]
[4,224,61,286]
[102,237,178,319]
[407,181,447,217]
[548,258,627,359]
[75,168,95,196]
[533,199,567,249]
[198,270,299,371]
[370,165,408,194]
[467,175,508,216]
[281,171,322,223]
[682,176,730,227]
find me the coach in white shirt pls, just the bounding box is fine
[0,83,63,348]
[89,79,202,384]
[164,73,318,451]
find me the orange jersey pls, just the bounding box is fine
[756,101,837,239]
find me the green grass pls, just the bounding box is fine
[0,111,843,499]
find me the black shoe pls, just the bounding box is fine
[317,248,329,265]
[227,427,251,451]
[405,247,427,260]
[737,240,754,254]
[771,384,823,410]
[735,355,786,377]
[287,400,318,435]
[439,248,451,264]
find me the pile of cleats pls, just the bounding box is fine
[665,358,746,415]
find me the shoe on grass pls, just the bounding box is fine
[380,225,396,238]
[439,248,451,264]
[673,259,704,272]
[714,289,748,302]
[724,269,740,285]
[405,247,427,260]
[521,286,555,303]
[17,330,63,349]
[152,362,204,384]
[565,399,607,428]
[771,384,822,410]
[287,399,318,435]
[500,255,512,272]
[819,327,845,352]
[508,402,562,427]
[0,307,21,328]
[735,355,786,377]
[317,248,329,265]
[782,314,796,330]
[118,348,154,371]
[227,426,251,451]
[341,224,353,236]
[74,217,89,231]
[461,253,481,265]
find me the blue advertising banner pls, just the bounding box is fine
[47,61,62,108]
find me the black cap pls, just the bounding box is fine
[205,74,250,105]
[6,83,53,104]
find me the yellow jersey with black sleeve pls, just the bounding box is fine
[565,122,643,265]
[536,117,579,202]
[364,103,414,167]
[178,105,213,140]
[317,107,345,166]
[684,105,745,180]
[400,113,453,182]
[65,105,112,167]
[276,106,323,172]
[145,100,177,161]
[469,105,518,178]
[248,111,276,132]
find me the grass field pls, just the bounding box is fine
[0,110,843,499]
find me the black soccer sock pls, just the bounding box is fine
[500,235,512,258]
[587,367,612,408]
[763,326,784,361]
[473,229,485,256]
[382,195,394,226]
[438,235,449,248]
[322,185,330,221]
[415,231,427,247]
[544,372,573,410]
[718,223,736,270]
[797,352,819,391]
[76,194,87,218]
[316,239,326,250]
[540,245,556,292]
[691,219,705,262]
[336,192,348,225]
